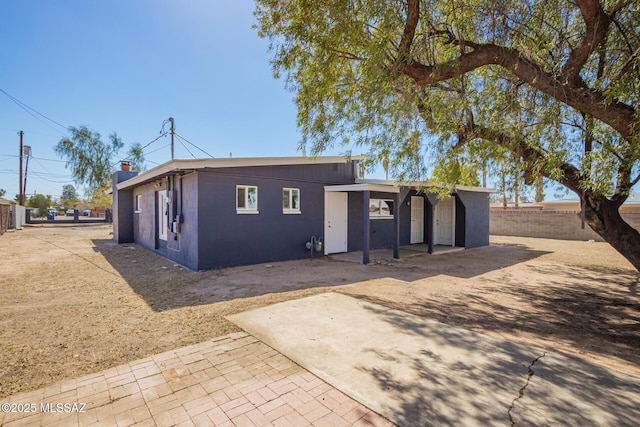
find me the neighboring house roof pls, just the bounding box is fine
[114,156,366,191]
[0,198,16,205]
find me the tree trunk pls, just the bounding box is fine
[582,195,640,271]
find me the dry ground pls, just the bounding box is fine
[0,224,638,398]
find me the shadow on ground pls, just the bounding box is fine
[342,261,640,377]
[92,238,548,312]
[355,302,640,427]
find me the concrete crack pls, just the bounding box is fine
[508,352,546,426]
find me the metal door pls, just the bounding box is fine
[434,197,454,245]
[324,192,348,254]
[410,196,424,244]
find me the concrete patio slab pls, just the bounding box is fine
[227,292,640,426]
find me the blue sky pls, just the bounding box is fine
[0,0,364,200]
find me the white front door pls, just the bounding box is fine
[434,197,454,246]
[410,196,424,244]
[158,190,168,241]
[324,192,348,254]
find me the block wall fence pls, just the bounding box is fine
[490,210,640,242]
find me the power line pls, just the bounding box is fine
[174,134,197,158]
[140,131,169,152]
[32,156,67,163]
[0,88,69,135]
[108,132,170,168]
[174,132,215,158]
[145,143,171,156]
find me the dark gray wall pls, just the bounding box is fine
[132,181,160,251]
[347,191,400,251]
[456,190,490,248]
[172,173,199,270]
[112,170,138,243]
[195,163,356,269]
[130,175,200,270]
[455,195,466,247]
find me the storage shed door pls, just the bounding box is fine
[324,192,348,254]
[410,196,424,244]
[434,197,454,246]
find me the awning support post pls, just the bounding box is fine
[363,190,370,265]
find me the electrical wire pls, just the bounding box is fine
[174,134,197,159]
[108,132,170,168]
[174,132,215,158]
[32,156,67,163]
[0,88,69,135]
[145,143,171,156]
[139,131,169,152]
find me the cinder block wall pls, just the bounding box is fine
[490,211,640,241]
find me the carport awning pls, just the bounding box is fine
[324,183,400,193]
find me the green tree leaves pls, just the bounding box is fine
[256,0,640,269]
[55,126,145,197]
[27,193,52,217]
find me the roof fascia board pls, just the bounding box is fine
[116,156,365,191]
[324,183,400,193]
[356,179,496,193]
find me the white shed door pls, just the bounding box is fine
[434,197,454,246]
[157,190,168,241]
[410,196,424,244]
[324,192,348,254]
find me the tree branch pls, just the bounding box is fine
[562,0,611,85]
[397,42,636,140]
[398,0,419,59]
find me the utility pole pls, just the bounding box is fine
[169,117,175,160]
[18,131,23,205]
[23,146,31,204]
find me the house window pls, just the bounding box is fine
[237,185,258,214]
[135,194,142,213]
[369,199,394,219]
[283,188,301,214]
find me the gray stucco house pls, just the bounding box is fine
[111,156,492,270]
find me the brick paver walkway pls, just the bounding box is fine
[0,332,393,426]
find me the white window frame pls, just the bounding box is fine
[135,194,142,213]
[282,188,301,214]
[369,198,394,219]
[236,185,259,214]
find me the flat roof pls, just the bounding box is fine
[115,156,365,191]
[324,183,400,193]
[356,179,497,193]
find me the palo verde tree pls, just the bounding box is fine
[55,126,145,204]
[255,0,640,270]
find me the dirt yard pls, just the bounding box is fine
[1,224,638,398]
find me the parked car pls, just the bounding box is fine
[66,209,75,216]
[82,209,91,216]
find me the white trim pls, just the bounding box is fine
[369,198,394,219]
[356,178,496,194]
[134,194,142,213]
[236,185,258,213]
[282,187,301,214]
[116,156,366,190]
[324,183,400,193]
